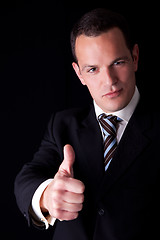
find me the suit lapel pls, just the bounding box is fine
[75,101,152,200]
[97,102,152,199]
[76,106,105,191]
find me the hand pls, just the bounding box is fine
[40,144,85,221]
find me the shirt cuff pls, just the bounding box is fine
[31,178,56,229]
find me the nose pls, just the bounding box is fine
[101,67,118,86]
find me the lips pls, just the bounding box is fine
[103,88,123,98]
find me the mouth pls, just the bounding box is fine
[103,88,123,99]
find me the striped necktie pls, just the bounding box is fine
[98,114,121,170]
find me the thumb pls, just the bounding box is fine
[58,144,75,177]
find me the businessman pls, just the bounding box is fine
[15,8,160,240]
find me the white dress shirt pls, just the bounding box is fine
[32,86,140,229]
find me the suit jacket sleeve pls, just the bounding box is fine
[14,113,62,227]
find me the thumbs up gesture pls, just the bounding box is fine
[40,144,85,221]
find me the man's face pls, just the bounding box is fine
[72,27,139,113]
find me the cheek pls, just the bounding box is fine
[85,80,100,99]
[121,72,136,102]
[118,66,135,85]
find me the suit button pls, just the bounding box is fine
[98,208,105,216]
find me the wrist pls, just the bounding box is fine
[40,187,49,213]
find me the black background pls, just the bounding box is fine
[1,0,159,239]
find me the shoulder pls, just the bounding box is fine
[133,97,160,135]
[48,104,94,130]
[54,105,93,122]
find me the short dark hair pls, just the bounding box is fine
[70,8,133,62]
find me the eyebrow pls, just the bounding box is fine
[81,56,130,71]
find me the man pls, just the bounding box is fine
[15,8,160,240]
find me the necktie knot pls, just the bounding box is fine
[98,113,120,138]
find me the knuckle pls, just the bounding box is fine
[79,182,85,193]
[52,210,78,221]
[81,183,85,192]
[79,203,83,211]
[52,190,62,200]
[54,178,65,190]
[72,212,79,220]
[79,193,84,203]
[65,212,78,221]
[71,203,83,212]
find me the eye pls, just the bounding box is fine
[114,60,125,66]
[88,67,97,73]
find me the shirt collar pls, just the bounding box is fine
[94,86,140,123]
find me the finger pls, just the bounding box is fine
[52,209,78,221]
[53,177,85,194]
[62,191,84,204]
[58,144,75,177]
[53,200,83,213]
[52,190,84,204]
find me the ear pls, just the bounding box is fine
[72,62,86,85]
[132,44,139,72]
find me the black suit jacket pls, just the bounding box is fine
[14,99,160,240]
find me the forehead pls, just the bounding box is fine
[75,27,130,63]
